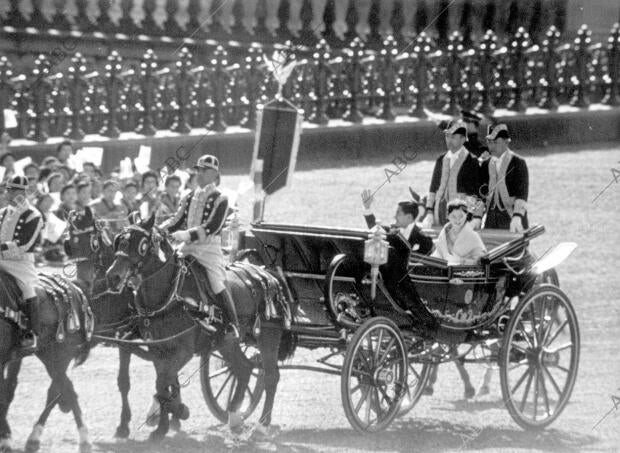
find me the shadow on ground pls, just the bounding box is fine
[277,418,600,452]
[89,417,601,453]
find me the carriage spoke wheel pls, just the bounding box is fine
[499,284,580,430]
[397,337,432,416]
[341,317,408,433]
[200,344,265,423]
[325,255,369,327]
[398,359,432,416]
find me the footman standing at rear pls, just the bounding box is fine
[422,120,487,229]
[483,124,529,233]
[158,155,240,339]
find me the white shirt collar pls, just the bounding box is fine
[495,149,509,171]
[399,222,415,240]
[447,147,466,164]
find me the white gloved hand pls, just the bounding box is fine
[171,230,191,242]
[361,189,373,211]
[510,216,524,233]
[421,213,434,229]
[469,218,482,230]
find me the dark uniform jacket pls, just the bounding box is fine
[427,148,487,224]
[160,184,228,243]
[481,150,529,229]
[464,132,485,158]
[0,201,44,259]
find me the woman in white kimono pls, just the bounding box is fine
[432,199,486,265]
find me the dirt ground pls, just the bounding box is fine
[8,143,620,452]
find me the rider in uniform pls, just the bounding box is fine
[159,155,240,338]
[482,124,529,232]
[422,120,487,229]
[0,176,44,350]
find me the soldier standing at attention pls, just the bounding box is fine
[483,124,529,232]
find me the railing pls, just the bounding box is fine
[0,23,618,143]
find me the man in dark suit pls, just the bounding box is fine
[482,124,529,232]
[361,189,437,334]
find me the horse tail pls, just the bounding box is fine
[277,327,297,362]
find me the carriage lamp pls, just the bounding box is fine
[221,209,241,263]
[364,226,389,300]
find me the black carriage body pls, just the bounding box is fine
[241,223,368,329]
[240,222,544,341]
[235,222,578,433]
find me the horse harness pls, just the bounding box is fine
[131,254,224,340]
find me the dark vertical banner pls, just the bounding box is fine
[250,100,303,195]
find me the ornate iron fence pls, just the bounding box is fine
[0,23,618,143]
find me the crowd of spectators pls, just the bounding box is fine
[0,138,196,266]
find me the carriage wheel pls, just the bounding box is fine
[499,284,579,430]
[341,317,408,433]
[200,344,265,423]
[325,254,369,326]
[397,359,432,416]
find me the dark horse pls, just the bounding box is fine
[63,207,186,438]
[0,252,112,451]
[105,214,296,441]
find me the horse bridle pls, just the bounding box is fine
[113,227,185,318]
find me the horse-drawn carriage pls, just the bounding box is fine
[206,221,580,433]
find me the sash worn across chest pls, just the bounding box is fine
[434,150,468,220]
[487,150,515,214]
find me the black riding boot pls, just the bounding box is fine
[214,290,240,339]
[19,297,39,352]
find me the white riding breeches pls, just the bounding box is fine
[178,240,227,294]
[0,255,39,299]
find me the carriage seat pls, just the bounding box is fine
[411,225,544,272]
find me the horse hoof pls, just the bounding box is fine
[148,431,165,443]
[228,411,244,430]
[24,439,40,453]
[252,424,280,441]
[177,404,190,421]
[464,387,476,399]
[114,425,130,439]
[170,417,181,432]
[476,385,490,397]
[79,442,92,453]
[422,386,434,396]
[0,437,11,453]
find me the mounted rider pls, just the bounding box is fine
[0,176,45,351]
[158,155,240,339]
